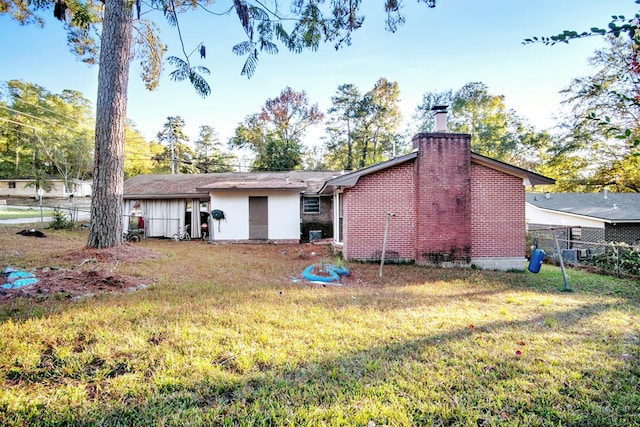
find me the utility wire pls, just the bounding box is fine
[10,97,85,124]
[0,105,86,133]
[0,117,43,132]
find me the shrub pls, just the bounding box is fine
[588,242,640,276]
[51,207,74,230]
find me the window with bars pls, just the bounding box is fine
[303,197,320,214]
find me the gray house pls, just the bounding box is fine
[526,192,640,245]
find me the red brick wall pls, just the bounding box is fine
[414,133,472,265]
[342,161,416,261]
[470,164,525,258]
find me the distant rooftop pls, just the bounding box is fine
[526,192,640,223]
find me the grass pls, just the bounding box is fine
[0,226,639,426]
[0,207,54,220]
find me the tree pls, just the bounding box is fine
[412,82,547,165]
[193,125,236,173]
[3,0,441,248]
[324,78,403,170]
[450,82,518,160]
[355,78,403,168]
[551,36,640,192]
[0,80,94,190]
[124,122,164,178]
[229,87,324,171]
[324,83,363,171]
[155,116,196,174]
[525,8,640,154]
[411,89,453,133]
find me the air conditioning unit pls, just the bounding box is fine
[561,249,577,263]
[309,230,322,242]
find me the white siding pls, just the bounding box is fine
[267,192,300,239]
[210,190,300,241]
[526,203,605,228]
[0,179,91,198]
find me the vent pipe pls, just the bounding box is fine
[432,105,448,132]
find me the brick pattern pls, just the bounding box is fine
[342,161,416,261]
[470,165,525,258]
[340,132,531,268]
[300,196,334,241]
[414,133,472,264]
[605,223,640,245]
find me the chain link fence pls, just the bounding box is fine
[528,228,640,278]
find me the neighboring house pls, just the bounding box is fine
[526,192,640,246]
[320,123,555,271]
[0,178,92,199]
[123,171,336,240]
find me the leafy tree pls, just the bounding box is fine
[2,0,440,247]
[355,78,403,168]
[193,125,236,173]
[230,87,324,171]
[302,145,328,171]
[0,80,94,191]
[413,82,548,165]
[124,122,164,178]
[155,116,195,174]
[324,78,403,170]
[325,83,363,171]
[525,7,640,154]
[551,36,640,192]
[411,89,453,133]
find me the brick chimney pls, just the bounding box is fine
[412,122,472,266]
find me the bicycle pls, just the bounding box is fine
[123,229,142,243]
[171,224,191,241]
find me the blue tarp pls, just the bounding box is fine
[2,267,39,289]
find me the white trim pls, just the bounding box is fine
[526,203,606,228]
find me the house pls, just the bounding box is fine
[526,192,640,246]
[123,171,337,240]
[123,112,555,267]
[319,114,555,271]
[0,178,92,199]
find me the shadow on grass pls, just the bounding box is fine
[9,300,638,426]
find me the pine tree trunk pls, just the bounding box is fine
[87,0,132,248]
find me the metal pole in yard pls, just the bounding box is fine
[552,228,571,291]
[379,211,395,278]
[37,187,44,230]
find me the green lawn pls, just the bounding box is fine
[0,206,54,220]
[0,230,638,426]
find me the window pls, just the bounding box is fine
[570,227,582,241]
[303,197,320,214]
[8,182,16,189]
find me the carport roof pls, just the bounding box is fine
[124,171,339,199]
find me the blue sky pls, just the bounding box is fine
[1,0,638,147]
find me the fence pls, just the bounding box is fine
[528,228,640,278]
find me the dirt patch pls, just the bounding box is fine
[1,242,163,301]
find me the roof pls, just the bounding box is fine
[319,152,418,193]
[526,192,640,223]
[123,171,338,199]
[470,153,555,186]
[319,150,554,194]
